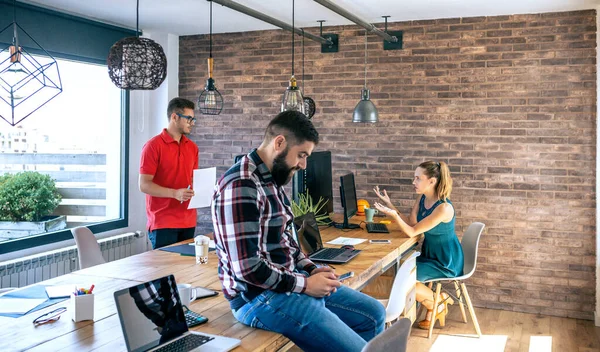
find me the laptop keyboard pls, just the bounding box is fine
[366,223,390,233]
[311,248,348,260]
[154,334,214,352]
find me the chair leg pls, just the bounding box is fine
[454,281,467,323]
[460,283,482,337]
[428,283,442,339]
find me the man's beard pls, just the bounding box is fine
[272,148,299,187]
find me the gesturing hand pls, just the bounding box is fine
[373,185,392,206]
[373,202,397,218]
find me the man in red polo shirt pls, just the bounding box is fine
[139,97,199,249]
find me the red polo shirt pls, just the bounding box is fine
[140,129,198,231]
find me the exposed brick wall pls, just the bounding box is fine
[179,10,597,319]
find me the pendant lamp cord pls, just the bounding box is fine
[12,0,17,47]
[301,29,304,92]
[364,30,368,89]
[291,0,295,76]
[136,0,139,38]
[209,0,213,58]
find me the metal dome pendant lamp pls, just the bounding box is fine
[199,0,224,115]
[352,30,378,123]
[301,30,316,119]
[107,0,167,90]
[281,0,305,115]
[0,0,63,127]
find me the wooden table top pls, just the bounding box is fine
[1,215,419,352]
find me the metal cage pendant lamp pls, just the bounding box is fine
[199,0,224,115]
[281,0,305,114]
[301,30,315,119]
[107,0,167,90]
[352,30,378,123]
[0,0,63,127]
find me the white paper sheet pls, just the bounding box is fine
[326,237,367,246]
[45,285,77,299]
[0,298,47,314]
[188,167,217,209]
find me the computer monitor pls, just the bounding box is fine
[292,151,334,219]
[334,173,360,229]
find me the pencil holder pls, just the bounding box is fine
[71,293,94,322]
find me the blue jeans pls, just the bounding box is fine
[232,286,385,352]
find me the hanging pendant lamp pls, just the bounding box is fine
[281,0,305,114]
[0,0,63,127]
[107,0,167,90]
[199,0,224,115]
[353,30,378,123]
[301,30,316,119]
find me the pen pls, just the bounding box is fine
[181,185,190,204]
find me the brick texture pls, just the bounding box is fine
[179,10,597,320]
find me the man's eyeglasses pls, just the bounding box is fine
[175,113,196,124]
[32,307,67,326]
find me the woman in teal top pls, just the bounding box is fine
[373,161,463,330]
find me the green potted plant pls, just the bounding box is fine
[0,171,65,240]
[291,190,331,226]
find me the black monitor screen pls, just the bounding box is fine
[340,173,358,219]
[292,151,333,216]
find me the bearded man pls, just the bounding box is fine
[211,111,385,352]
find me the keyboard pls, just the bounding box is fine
[311,248,348,260]
[366,223,390,233]
[155,334,214,352]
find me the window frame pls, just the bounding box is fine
[0,70,130,255]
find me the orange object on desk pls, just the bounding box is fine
[357,199,370,215]
[379,220,392,224]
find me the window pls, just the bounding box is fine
[0,57,129,253]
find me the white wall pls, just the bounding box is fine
[0,32,179,262]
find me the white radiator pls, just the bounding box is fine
[0,231,148,288]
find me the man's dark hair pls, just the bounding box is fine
[167,98,195,121]
[264,111,319,146]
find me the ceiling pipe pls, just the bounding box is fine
[211,0,333,46]
[312,0,398,43]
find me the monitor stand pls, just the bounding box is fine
[332,213,361,229]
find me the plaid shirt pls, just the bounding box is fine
[212,149,317,301]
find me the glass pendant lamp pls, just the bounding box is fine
[281,0,305,114]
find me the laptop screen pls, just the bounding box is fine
[114,275,188,352]
[293,212,323,255]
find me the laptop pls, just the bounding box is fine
[114,275,240,352]
[293,212,361,264]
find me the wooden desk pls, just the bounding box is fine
[2,216,419,352]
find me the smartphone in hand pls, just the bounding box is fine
[338,271,354,281]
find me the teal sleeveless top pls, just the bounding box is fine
[416,196,464,281]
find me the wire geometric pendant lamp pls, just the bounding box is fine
[0,0,63,127]
[198,0,223,115]
[353,30,378,123]
[281,0,305,115]
[107,0,167,90]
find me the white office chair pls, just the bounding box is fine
[71,226,106,269]
[361,318,411,352]
[420,222,485,338]
[378,251,420,328]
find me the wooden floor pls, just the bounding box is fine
[289,307,600,351]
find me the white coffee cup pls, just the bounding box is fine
[177,283,197,307]
[194,235,210,264]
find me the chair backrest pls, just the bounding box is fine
[461,222,485,279]
[71,226,106,269]
[361,317,411,352]
[385,251,420,321]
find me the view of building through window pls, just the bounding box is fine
[0,57,123,244]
